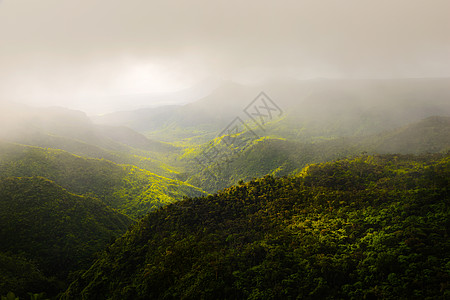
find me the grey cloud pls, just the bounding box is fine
[0,0,449,113]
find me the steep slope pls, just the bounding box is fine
[8,132,180,179]
[0,252,60,298]
[0,103,179,177]
[184,136,356,192]
[182,116,450,193]
[0,143,206,217]
[63,154,450,299]
[0,177,132,280]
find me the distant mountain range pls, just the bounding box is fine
[93,78,450,143]
[0,77,449,298]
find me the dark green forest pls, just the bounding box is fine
[0,96,449,299]
[1,0,450,296]
[0,177,132,297]
[62,154,450,299]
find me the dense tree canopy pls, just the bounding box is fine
[0,143,205,217]
[0,176,133,297]
[63,154,450,299]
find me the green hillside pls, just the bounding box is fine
[183,116,450,193]
[0,176,133,296]
[0,143,206,217]
[184,136,356,193]
[9,132,181,179]
[63,153,450,299]
[0,251,61,299]
[0,104,180,178]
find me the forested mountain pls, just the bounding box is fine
[1,80,449,299]
[182,136,353,193]
[2,0,450,298]
[94,78,450,144]
[0,142,205,217]
[180,116,450,192]
[0,251,60,299]
[0,177,133,297]
[0,103,179,177]
[62,154,450,299]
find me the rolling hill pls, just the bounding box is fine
[182,116,450,192]
[0,251,61,298]
[0,142,206,217]
[0,103,179,178]
[1,79,449,299]
[0,176,133,297]
[62,153,450,299]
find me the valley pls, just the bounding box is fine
[0,78,449,299]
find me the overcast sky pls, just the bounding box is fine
[0,0,449,114]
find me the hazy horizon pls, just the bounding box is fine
[1,0,450,114]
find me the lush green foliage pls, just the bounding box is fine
[0,252,60,299]
[1,100,449,299]
[0,177,132,275]
[182,116,450,193]
[0,143,205,217]
[63,154,450,299]
[16,132,182,179]
[184,136,355,193]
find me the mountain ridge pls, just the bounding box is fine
[62,153,450,299]
[0,142,206,217]
[0,176,133,284]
